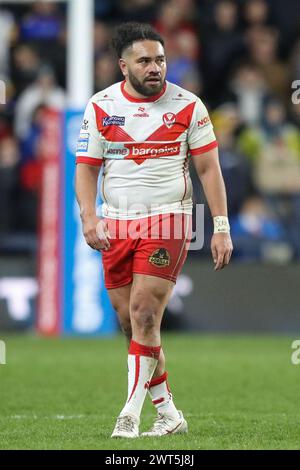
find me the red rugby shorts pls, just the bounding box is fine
[101,213,192,289]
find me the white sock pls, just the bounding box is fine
[120,340,161,419]
[148,371,179,418]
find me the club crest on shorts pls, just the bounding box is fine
[148,248,171,268]
[162,112,176,128]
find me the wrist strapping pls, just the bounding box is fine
[213,216,230,234]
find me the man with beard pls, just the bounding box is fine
[75,22,232,438]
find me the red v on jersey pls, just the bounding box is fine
[76,81,217,219]
[92,102,196,164]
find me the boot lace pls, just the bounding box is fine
[115,415,136,433]
[150,413,172,432]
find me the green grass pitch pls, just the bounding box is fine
[0,334,299,450]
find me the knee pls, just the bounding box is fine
[130,302,158,336]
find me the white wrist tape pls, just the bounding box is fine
[213,216,230,234]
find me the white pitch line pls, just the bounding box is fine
[55,415,86,420]
[7,414,86,420]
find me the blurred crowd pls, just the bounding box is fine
[0,0,300,261]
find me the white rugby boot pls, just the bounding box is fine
[111,413,139,438]
[141,410,188,437]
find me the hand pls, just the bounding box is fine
[211,233,233,271]
[82,215,111,251]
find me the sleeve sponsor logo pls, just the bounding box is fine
[76,133,89,152]
[81,119,89,130]
[197,116,210,128]
[102,115,125,126]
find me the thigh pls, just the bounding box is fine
[130,273,174,316]
[107,283,132,315]
[129,274,174,344]
[101,218,134,289]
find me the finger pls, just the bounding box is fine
[105,228,111,239]
[211,245,218,265]
[215,251,225,270]
[91,227,111,248]
[86,233,108,251]
[96,221,110,238]
[98,235,110,249]
[96,226,111,247]
[88,239,103,251]
[224,249,232,265]
[95,237,110,250]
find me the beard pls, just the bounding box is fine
[128,69,165,97]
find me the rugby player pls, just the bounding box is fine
[75,22,233,438]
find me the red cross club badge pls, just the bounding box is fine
[162,112,176,128]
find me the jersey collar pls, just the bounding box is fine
[120,80,167,102]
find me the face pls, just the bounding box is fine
[120,40,167,97]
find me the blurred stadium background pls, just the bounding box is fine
[0,0,300,450]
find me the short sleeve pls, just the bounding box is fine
[75,100,103,166]
[188,98,218,156]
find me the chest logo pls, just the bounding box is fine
[162,112,176,128]
[102,115,125,126]
[133,106,149,118]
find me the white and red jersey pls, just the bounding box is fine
[76,80,217,219]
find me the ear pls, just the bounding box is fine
[119,58,127,78]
